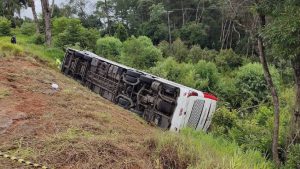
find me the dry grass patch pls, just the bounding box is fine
[0,86,10,99]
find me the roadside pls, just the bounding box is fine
[0,55,154,168]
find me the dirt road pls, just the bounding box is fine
[0,56,155,169]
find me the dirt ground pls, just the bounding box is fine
[0,56,155,169]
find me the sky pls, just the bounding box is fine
[21,0,66,18]
[20,0,96,18]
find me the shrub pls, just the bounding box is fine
[54,20,99,50]
[20,22,36,35]
[52,17,81,36]
[157,40,170,58]
[211,107,238,135]
[96,36,122,61]
[113,23,128,42]
[150,128,273,169]
[150,57,195,87]
[285,144,300,169]
[0,17,11,36]
[187,45,217,63]
[120,36,162,70]
[80,28,99,51]
[215,49,243,71]
[180,22,209,46]
[171,38,189,62]
[32,34,45,45]
[234,63,281,108]
[194,60,219,91]
[215,76,239,108]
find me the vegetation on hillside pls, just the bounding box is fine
[1,0,300,168]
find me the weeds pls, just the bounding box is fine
[0,87,10,99]
[149,128,274,169]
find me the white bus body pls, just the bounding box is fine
[61,49,218,132]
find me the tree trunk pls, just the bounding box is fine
[51,0,55,17]
[290,55,300,144]
[257,13,281,167]
[29,0,40,34]
[41,0,52,46]
[104,0,110,34]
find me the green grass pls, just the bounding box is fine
[0,32,64,68]
[150,128,274,169]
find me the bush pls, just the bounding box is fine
[215,76,239,108]
[113,23,128,42]
[54,19,99,50]
[157,40,170,58]
[96,36,122,61]
[80,28,99,51]
[211,107,238,135]
[285,144,300,169]
[20,22,36,35]
[180,22,209,46]
[226,105,290,158]
[150,128,273,169]
[187,45,217,63]
[171,38,189,62]
[32,34,45,45]
[234,63,281,108]
[52,17,80,36]
[0,17,11,36]
[215,49,243,71]
[194,60,219,91]
[150,57,195,87]
[120,36,162,70]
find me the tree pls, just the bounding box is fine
[0,0,27,18]
[28,0,40,34]
[120,36,162,70]
[41,0,52,46]
[262,0,300,146]
[114,23,128,42]
[96,36,122,60]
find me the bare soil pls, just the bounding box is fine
[0,56,155,169]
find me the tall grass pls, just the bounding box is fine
[150,128,274,169]
[0,32,64,68]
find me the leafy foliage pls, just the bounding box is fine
[180,22,209,46]
[120,36,162,70]
[234,63,281,108]
[96,36,122,61]
[285,144,300,169]
[171,38,189,62]
[194,60,219,91]
[215,49,243,71]
[53,17,99,50]
[113,23,128,42]
[20,22,35,35]
[151,128,273,169]
[0,17,11,36]
[187,45,217,63]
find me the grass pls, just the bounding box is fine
[0,32,64,68]
[0,31,275,168]
[0,87,10,99]
[150,128,274,169]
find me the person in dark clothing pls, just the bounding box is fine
[11,35,16,44]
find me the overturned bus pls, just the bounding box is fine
[61,49,218,132]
